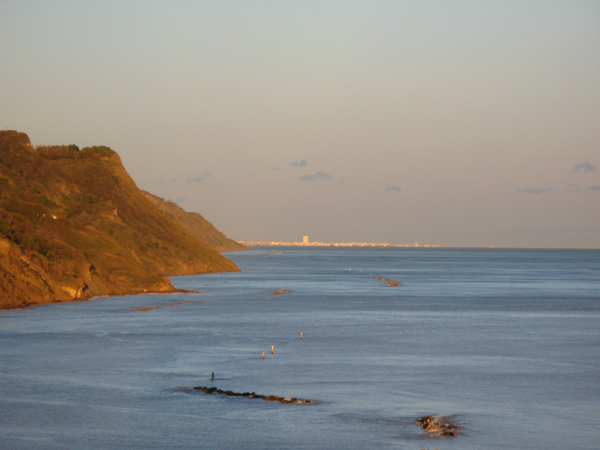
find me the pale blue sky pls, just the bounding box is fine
[2,1,599,247]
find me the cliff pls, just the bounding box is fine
[0,130,239,310]
[141,191,247,253]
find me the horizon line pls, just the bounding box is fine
[237,241,600,250]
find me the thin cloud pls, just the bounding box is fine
[588,186,600,191]
[183,172,211,184]
[300,171,333,182]
[385,186,402,192]
[564,184,579,192]
[173,196,187,204]
[270,167,281,171]
[573,162,596,173]
[185,176,205,184]
[290,159,307,168]
[518,187,553,194]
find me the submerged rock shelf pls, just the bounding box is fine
[192,386,318,404]
[417,415,462,437]
[374,276,401,287]
[128,299,203,312]
[270,288,291,295]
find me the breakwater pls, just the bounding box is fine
[192,386,318,404]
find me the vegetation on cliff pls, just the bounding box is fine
[141,191,247,253]
[0,130,239,310]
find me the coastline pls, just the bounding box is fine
[0,287,202,312]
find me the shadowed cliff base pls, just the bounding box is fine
[0,130,239,310]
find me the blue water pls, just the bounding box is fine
[1,247,599,449]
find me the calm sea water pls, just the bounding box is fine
[1,247,599,449]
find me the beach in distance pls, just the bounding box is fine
[1,246,599,449]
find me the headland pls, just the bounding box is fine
[0,130,240,310]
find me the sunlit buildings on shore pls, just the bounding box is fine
[239,238,439,248]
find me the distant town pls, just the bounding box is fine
[239,236,439,248]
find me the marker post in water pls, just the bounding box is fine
[262,351,265,360]
[300,331,303,339]
[271,345,274,355]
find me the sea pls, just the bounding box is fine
[1,247,599,449]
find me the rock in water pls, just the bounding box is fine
[192,386,318,404]
[416,415,462,437]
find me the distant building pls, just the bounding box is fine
[303,236,309,244]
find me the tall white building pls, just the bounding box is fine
[303,236,309,244]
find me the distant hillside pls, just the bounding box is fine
[141,191,247,253]
[0,130,239,310]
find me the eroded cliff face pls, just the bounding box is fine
[0,235,57,308]
[0,130,239,310]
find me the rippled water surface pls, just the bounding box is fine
[1,247,599,449]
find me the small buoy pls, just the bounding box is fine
[271,345,274,355]
[262,352,265,360]
[300,331,303,339]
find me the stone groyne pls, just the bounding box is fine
[192,386,318,404]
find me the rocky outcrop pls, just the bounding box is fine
[191,386,318,404]
[0,235,62,309]
[270,288,291,295]
[374,276,401,287]
[417,415,462,437]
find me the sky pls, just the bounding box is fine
[2,0,599,248]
